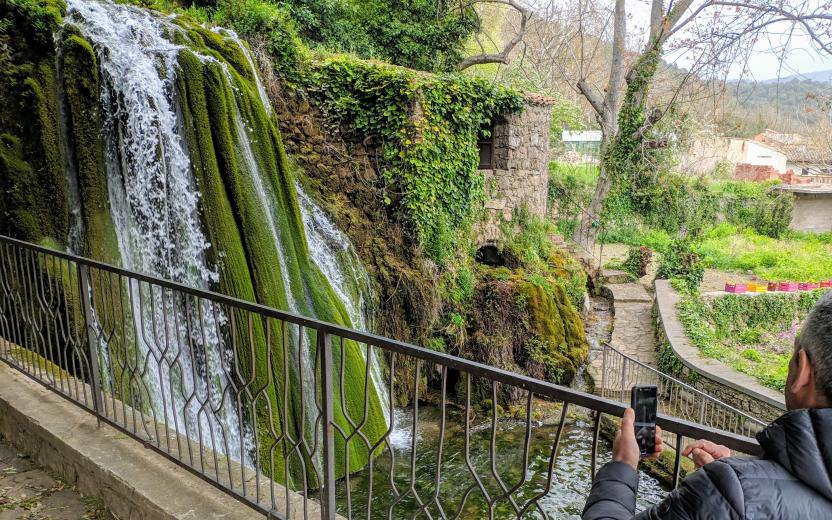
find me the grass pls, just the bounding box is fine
[696,224,832,282]
[676,290,826,391]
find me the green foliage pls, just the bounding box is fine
[191,0,477,73]
[742,348,763,362]
[547,161,598,237]
[341,0,477,72]
[548,93,585,143]
[657,239,704,292]
[209,0,305,79]
[622,245,652,279]
[697,224,832,281]
[709,180,794,239]
[677,290,828,391]
[656,341,697,382]
[304,54,524,261]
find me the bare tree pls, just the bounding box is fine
[457,0,534,70]
[534,0,832,251]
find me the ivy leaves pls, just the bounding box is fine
[304,54,523,262]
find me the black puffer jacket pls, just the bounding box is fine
[582,408,832,519]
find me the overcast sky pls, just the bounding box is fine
[624,0,832,81]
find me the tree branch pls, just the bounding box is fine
[457,0,531,70]
[576,78,606,117]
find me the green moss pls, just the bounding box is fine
[176,38,386,484]
[25,61,69,240]
[60,32,119,264]
[519,278,588,383]
[0,134,41,238]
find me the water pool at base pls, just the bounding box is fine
[332,405,666,518]
[331,296,667,518]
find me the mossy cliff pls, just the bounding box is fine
[455,261,587,407]
[0,1,385,487]
[172,30,387,482]
[0,0,68,244]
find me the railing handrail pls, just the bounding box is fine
[0,234,761,455]
[599,342,767,428]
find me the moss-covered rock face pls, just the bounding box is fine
[460,266,589,406]
[0,0,69,244]
[2,0,386,488]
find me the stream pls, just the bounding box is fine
[333,296,667,518]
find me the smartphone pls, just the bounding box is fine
[631,385,657,457]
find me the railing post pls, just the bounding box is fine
[318,330,336,520]
[600,345,608,397]
[78,264,104,424]
[619,357,627,402]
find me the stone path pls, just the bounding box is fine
[0,437,111,520]
[607,283,656,366]
[588,280,657,394]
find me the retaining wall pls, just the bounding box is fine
[653,280,786,423]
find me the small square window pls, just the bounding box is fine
[478,122,495,169]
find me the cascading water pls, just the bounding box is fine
[296,186,391,425]
[64,0,251,460]
[61,0,389,473]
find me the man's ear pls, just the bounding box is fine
[790,350,814,402]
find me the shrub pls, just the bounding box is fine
[742,348,763,362]
[622,245,652,278]
[750,190,793,239]
[657,239,704,292]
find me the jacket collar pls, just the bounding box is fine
[756,408,832,501]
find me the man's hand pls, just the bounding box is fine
[682,440,731,468]
[612,408,663,470]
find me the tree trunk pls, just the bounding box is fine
[572,135,611,253]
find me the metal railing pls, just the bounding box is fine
[0,235,762,519]
[591,343,767,438]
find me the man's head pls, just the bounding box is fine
[786,291,832,410]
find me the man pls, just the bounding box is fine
[583,291,832,519]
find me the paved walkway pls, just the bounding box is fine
[607,283,656,366]
[0,437,111,520]
[588,280,657,394]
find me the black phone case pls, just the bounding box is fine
[631,386,657,457]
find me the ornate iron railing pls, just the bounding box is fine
[591,343,767,438]
[0,235,763,519]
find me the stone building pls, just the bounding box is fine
[477,93,554,243]
[776,184,832,233]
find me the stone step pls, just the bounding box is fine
[602,269,632,284]
[608,283,652,303]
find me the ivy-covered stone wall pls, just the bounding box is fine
[480,96,554,243]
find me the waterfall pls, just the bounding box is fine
[61,0,390,475]
[65,0,249,461]
[296,186,391,425]
[219,28,392,432]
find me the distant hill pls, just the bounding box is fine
[721,76,832,134]
[759,69,832,84]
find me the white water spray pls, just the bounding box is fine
[65,0,250,462]
[296,186,391,426]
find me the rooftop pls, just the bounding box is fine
[776,183,832,194]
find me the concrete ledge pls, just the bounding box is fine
[0,362,268,520]
[654,280,786,412]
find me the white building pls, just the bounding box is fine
[679,136,788,176]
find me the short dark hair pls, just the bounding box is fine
[799,291,832,403]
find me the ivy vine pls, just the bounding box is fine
[302,54,524,261]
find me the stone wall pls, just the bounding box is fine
[790,190,832,233]
[479,96,553,243]
[275,87,554,249]
[654,280,786,424]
